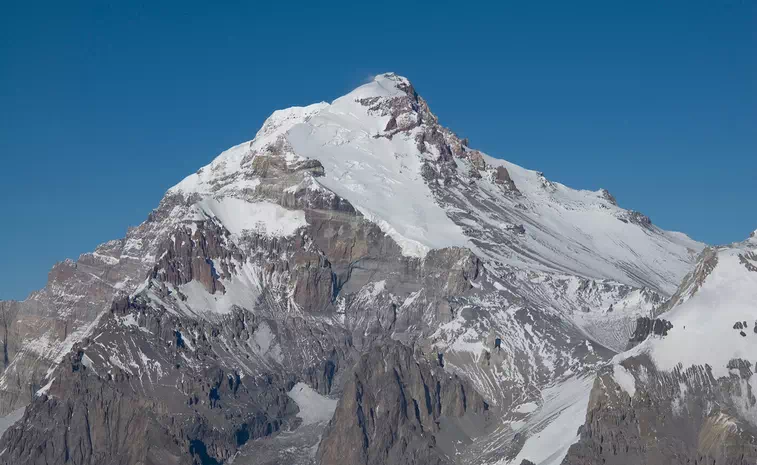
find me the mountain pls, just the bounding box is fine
[563,231,757,465]
[0,73,729,465]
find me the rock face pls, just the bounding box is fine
[317,342,490,465]
[626,317,673,348]
[494,166,520,194]
[563,356,757,465]
[0,194,186,414]
[0,303,323,465]
[657,246,719,313]
[0,73,716,465]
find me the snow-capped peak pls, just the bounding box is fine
[168,72,472,258]
[164,72,703,293]
[342,72,412,100]
[168,73,414,198]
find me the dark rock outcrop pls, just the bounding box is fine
[599,188,617,205]
[150,221,243,294]
[317,342,490,465]
[626,211,652,227]
[659,246,719,314]
[494,166,519,194]
[626,317,673,348]
[739,251,757,272]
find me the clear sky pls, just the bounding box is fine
[1,1,755,300]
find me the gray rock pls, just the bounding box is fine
[317,341,490,465]
[599,188,617,205]
[562,355,757,465]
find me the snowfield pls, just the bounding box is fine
[287,383,338,426]
[622,235,757,378]
[193,198,307,237]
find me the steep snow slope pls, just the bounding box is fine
[621,233,757,378]
[172,75,471,258]
[447,154,701,294]
[286,82,472,257]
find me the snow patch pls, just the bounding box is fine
[514,402,539,414]
[504,375,594,465]
[612,364,636,397]
[195,198,306,237]
[287,382,338,425]
[36,378,55,397]
[0,406,26,437]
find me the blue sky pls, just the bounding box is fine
[1,0,755,300]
